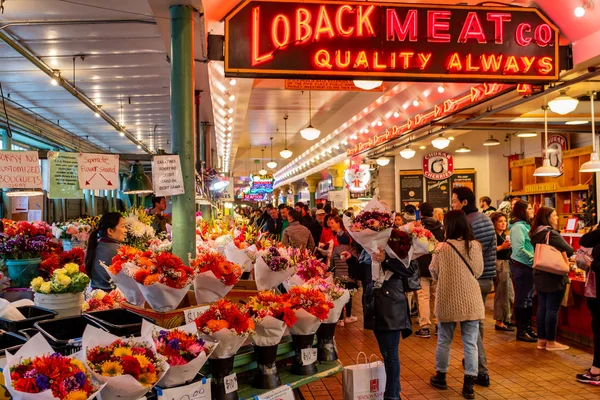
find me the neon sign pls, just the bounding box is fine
[346,83,512,156]
[225,1,562,82]
[250,174,275,194]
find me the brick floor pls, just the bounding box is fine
[304,290,598,399]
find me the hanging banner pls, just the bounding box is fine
[399,172,424,206]
[48,152,84,199]
[77,153,119,190]
[225,1,561,83]
[0,151,42,189]
[425,177,450,211]
[547,134,567,175]
[152,155,185,196]
[423,152,454,180]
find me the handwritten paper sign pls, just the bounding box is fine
[183,306,210,325]
[224,373,238,394]
[0,151,42,189]
[11,196,28,213]
[48,152,83,199]
[156,378,211,400]
[77,153,119,190]
[301,348,318,366]
[152,155,184,196]
[255,384,295,400]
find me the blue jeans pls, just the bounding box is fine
[510,260,535,308]
[537,290,565,341]
[436,320,479,377]
[374,330,401,400]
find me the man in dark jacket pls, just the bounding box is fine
[414,202,445,339]
[452,187,496,387]
[309,209,326,246]
[264,207,282,238]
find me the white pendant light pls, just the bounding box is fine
[517,132,537,138]
[534,106,561,177]
[376,157,390,166]
[258,147,267,175]
[399,146,416,159]
[456,143,471,153]
[548,91,579,115]
[300,91,321,140]
[280,115,293,159]
[580,92,600,172]
[353,80,383,90]
[483,135,500,146]
[431,134,450,149]
[267,136,277,169]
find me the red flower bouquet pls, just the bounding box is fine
[247,291,295,347]
[283,285,334,335]
[191,245,243,304]
[305,277,351,323]
[83,289,124,312]
[100,245,145,307]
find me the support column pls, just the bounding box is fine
[1,129,11,218]
[170,5,196,261]
[280,185,290,205]
[305,176,320,208]
[272,189,280,206]
[328,164,347,190]
[291,181,302,204]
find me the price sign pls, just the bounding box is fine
[255,384,295,400]
[152,155,185,196]
[301,348,318,366]
[156,378,211,400]
[224,373,238,394]
[183,306,210,324]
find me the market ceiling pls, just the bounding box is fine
[1,0,600,184]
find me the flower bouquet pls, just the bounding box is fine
[254,246,298,290]
[83,325,168,400]
[140,320,216,388]
[128,251,194,312]
[82,289,124,313]
[122,208,156,250]
[224,241,256,274]
[4,333,103,400]
[31,263,90,317]
[343,199,395,288]
[194,299,254,400]
[191,245,243,304]
[391,221,438,267]
[285,257,330,289]
[101,246,146,307]
[246,291,294,389]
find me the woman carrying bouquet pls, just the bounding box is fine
[330,216,359,326]
[84,212,127,290]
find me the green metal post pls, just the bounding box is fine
[170,5,196,261]
[1,129,12,218]
[309,192,316,208]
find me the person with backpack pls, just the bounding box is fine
[415,202,445,339]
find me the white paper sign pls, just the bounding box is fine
[183,305,210,324]
[27,210,42,222]
[328,189,347,210]
[11,196,28,213]
[0,150,42,189]
[77,153,119,190]
[224,373,238,394]
[255,385,295,400]
[156,378,211,400]
[301,348,318,366]
[152,155,184,196]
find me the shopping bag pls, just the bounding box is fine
[585,270,597,299]
[342,352,386,400]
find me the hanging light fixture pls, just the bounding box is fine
[483,135,500,146]
[280,115,293,159]
[267,136,277,169]
[548,91,579,115]
[300,91,321,140]
[122,161,153,194]
[517,131,537,138]
[456,143,471,153]
[353,80,383,90]
[399,146,416,159]
[258,148,268,175]
[376,157,390,166]
[431,134,450,149]
[534,106,561,177]
[580,92,600,172]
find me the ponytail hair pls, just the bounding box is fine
[84,212,123,277]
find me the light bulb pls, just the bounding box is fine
[400,147,416,159]
[229,79,237,86]
[51,78,58,86]
[419,145,426,150]
[377,121,383,127]
[280,148,293,159]
[259,169,267,175]
[300,125,321,141]
[575,6,586,17]
[376,157,390,166]
[437,85,445,93]
[95,112,100,118]
[267,161,277,169]
[137,144,142,149]
[413,100,419,107]
[119,131,125,137]
[229,94,235,101]
[431,135,450,149]
[228,108,234,114]
[548,93,579,115]
[455,143,471,153]
[393,111,400,118]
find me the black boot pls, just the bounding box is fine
[525,306,538,339]
[515,308,536,343]
[430,371,448,390]
[475,373,490,387]
[463,375,476,399]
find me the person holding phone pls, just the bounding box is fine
[490,212,515,332]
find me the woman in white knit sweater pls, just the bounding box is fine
[429,210,485,399]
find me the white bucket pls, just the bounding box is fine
[34,292,84,317]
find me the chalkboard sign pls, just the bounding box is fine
[400,174,424,206]
[425,178,451,212]
[451,173,476,193]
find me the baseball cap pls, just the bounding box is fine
[316,209,326,215]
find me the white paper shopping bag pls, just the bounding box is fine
[342,353,386,400]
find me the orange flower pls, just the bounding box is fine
[134,269,150,283]
[143,274,160,286]
[206,319,230,332]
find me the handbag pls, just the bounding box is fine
[343,353,386,400]
[585,271,597,299]
[532,231,569,276]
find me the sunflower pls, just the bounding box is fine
[64,390,90,400]
[113,347,133,357]
[133,354,151,369]
[70,359,86,372]
[100,361,124,376]
[139,372,158,386]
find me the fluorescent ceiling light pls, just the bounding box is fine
[565,120,589,125]
[517,132,537,137]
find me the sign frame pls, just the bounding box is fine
[423,151,454,180]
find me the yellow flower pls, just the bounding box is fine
[81,302,89,312]
[70,359,86,372]
[40,282,51,294]
[56,273,71,287]
[64,390,89,400]
[101,361,123,376]
[133,354,150,369]
[139,372,157,386]
[64,263,79,275]
[30,277,44,291]
[93,290,105,300]
[113,346,132,357]
[54,268,67,275]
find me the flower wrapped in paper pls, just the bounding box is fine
[121,207,156,251]
[284,285,333,335]
[101,246,146,307]
[83,325,168,400]
[141,320,216,388]
[254,246,300,290]
[343,199,395,288]
[224,241,256,273]
[386,222,439,268]
[82,289,124,312]
[247,291,296,347]
[305,278,350,324]
[194,299,255,359]
[191,244,243,304]
[285,257,330,289]
[4,333,104,400]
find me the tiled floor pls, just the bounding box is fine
[299,291,599,399]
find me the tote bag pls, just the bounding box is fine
[533,231,569,276]
[343,353,386,400]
